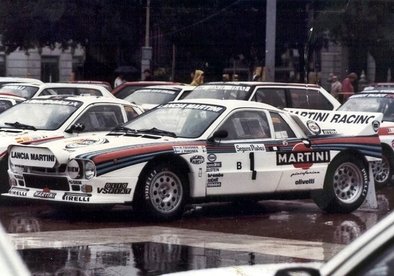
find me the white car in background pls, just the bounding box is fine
[0,82,115,100]
[0,95,143,193]
[123,84,195,110]
[0,94,25,114]
[0,77,43,88]
[184,82,340,110]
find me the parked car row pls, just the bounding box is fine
[0,78,391,222]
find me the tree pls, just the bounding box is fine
[0,0,144,80]
[313,0,394,81]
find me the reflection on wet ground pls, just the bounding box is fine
[1,186,394,275]
[20,242,310,276]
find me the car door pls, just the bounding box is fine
[206,109,282,196]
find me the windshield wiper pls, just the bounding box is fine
[4,121,37,130]
[137,127,177,138]
[109,125,139,135]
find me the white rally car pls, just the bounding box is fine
[338,91,394,187]
[0,95,143,193]
[4,99,382,220]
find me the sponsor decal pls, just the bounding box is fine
[10,151,55,162]
[97,183,131,194]
[290,171,320,177]
[33,191,56,199]
[208,173,224,178]
[295,178,315,185]
[27,99,80,107]
[277,150,330,167]
[207,154,217,162]
[198,85,251,92]
[9,187,29,197]
[69,180,82,185]
[206,161,222,172]
[173,146,201,154]
[322,129,337,135]
[190,155,205,165]
[62,192,91,202]
[291,110,376,124]
[306,120,321,134]
[234,144,266,153]
[372,120,380,132]
[207,178,222,187]
[161,103,224,113]
[9,147,56,168]
[65,138,108,149]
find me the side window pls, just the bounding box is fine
[0,100,12,113]
[270,112,296,139]
[253,88,286,109]
[43,88,76,96]
[217,110,271,140]
[289,89,333,110]
[75,105,124,132]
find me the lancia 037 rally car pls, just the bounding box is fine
[4,99,382,220]
[0,95,143,193]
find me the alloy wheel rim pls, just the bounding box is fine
[333,162,363,204]
[371,158,390,184]
[150,171,183,213]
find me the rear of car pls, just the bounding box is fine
[112,81,182,99]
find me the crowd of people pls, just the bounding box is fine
[328,72,358,103]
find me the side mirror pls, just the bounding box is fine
[208,129,228,142]
[65,123,85,134]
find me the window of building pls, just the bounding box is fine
[41,56,59,82]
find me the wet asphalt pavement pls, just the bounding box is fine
[1,185,393,275]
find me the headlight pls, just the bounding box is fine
[66,159,96,180]
[8,159,24,174]
[67,159,81,179]
[84,161,96,180]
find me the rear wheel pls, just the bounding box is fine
[134,163,188,221]
[371,148,394,188]
[312,155,368,213]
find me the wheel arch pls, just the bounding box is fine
[136,153,192,196]
[331,149,369,180]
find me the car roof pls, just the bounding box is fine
[175,98,283,112]
[137,84,195,90]
[359,89,394,94]
[0,77,43,84]
[201,81,323,89]
[27,95,134,106]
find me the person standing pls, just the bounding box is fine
[341,72,358,102]
[143,69,153,81]
[114,74,126,88]
[190,70,204,86]
[330,75,342,100]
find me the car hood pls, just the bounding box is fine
[8,134,197,168]
[0,129,64,156]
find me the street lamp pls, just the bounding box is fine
[141,0,152,80]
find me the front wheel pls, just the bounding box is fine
[134,163,188,221]
[312,155,368,213]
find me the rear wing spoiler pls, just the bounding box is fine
[285,108,383,136]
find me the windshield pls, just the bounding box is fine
[185,84,253,100]
[0,99,82,130]
[0,85,39,99]
[122,102,225,138]
[339,95,394,121]
[124,88,180,105]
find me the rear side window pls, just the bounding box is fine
[253,88,287,109]
[289,88,333,110]
[75,105,124,132]
[270,112,296,139]
[0,100,12,113]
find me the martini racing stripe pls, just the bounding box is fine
[96,150,173,176]
[313,144,381,158]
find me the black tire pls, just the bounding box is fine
[134,163,188,221]
[0,157,10,194]
[312,155,368,213]
[371,148,394,188]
